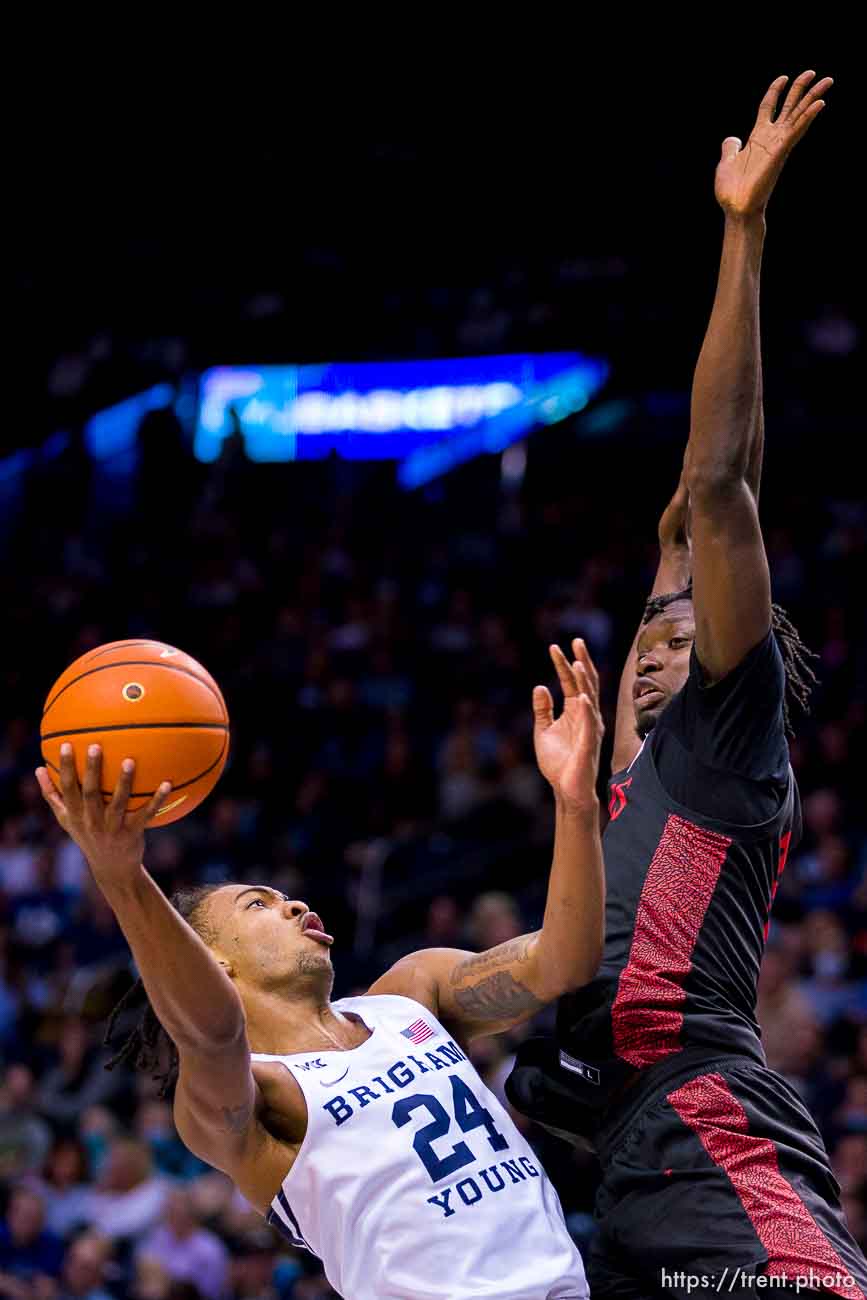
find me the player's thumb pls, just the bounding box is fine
[720,136,742,162]
[532,685,553,730]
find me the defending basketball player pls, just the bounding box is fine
[507,72,867,1296]
[36,640,603,1300]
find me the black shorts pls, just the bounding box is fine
[588,1057,867,1299]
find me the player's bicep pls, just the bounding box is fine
[689,477,771,683]
[373,939,549,1040]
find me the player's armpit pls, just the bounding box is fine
[173,1040,299,1214]
[370,935,552,1039]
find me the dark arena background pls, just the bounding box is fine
[1,41,863,1300]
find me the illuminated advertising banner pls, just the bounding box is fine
[194,353,608,486]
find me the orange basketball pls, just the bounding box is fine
[41,639,229,827]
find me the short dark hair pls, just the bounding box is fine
[103,885,223,1097]
[641,579,819,737]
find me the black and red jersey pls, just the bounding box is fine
[554,630,801,1106]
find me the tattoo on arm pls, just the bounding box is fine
[449,936,544,1025]
[220,1103,252,1134]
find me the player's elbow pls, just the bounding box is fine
[536,936,603,1000]
[684,449,747,503]
[565,942,604,994]
[173,1004,248,1056]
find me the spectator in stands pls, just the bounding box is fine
[35,1018,122,1133]
[30,1138,91,1239]
[56,1231,114,1300]
[756,942,821,1077]
[0,1067,52,1181]
[468,891,523,951]
[136,1187,229,1300]
[0,1187,64,1293]
[82,1138,167,1241]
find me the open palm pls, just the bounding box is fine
[715,70,832,218]
[533,639,604,815]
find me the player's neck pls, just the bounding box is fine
[242,985,364,1056]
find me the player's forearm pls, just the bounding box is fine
[533,799,604,995]
[96,865,246,1052]
[686,214,766,492]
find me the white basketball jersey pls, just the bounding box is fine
[252,993,587,1300]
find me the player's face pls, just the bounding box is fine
[206,885,334,990]
[633,601,695,737]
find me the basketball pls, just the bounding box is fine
[40,639,229,826]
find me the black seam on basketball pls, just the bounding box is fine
[41,722,228,741]
[43,660,227,721]
[86,641,158,659]
[43,733,228,798]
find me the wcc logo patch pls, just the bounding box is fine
[295,1058,328,1072]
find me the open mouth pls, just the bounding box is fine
[300,911,334,946]
[634,680,664,705]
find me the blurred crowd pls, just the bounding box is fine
[0,360,865,1298]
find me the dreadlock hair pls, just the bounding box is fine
[103,883,224,1098]
[641,579,819,738]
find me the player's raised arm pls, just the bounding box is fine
[371,640,604,1039]
[684,70,831,683]
[35,748,269,1179]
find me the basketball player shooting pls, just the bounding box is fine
[507,72,867,1296]
[35,640,604,1300]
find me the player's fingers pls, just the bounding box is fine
[106,758,135,831]
[572,638,600,700]
[35,767,69,826]
[582,691,604,730]
[532,685,554,731]
[790,98,827,143]
[790,75,833,125]
[58,744,83,818]
[779,69,816,119]
[755,75,788,124]
[82,745,107,829]
[571,662,597,717]
[132,780,173,830]
[720,136,742,162]
[577,694,605,748]
[549,644,579,697]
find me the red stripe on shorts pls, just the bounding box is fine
[668,1072,864,1299]
[611,814,731,1067]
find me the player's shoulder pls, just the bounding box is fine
[339,990,424,1014]
[689,627,784,700]
[365,948,461,1016]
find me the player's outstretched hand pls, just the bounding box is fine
[533,639,604,816]
[715,70,833,219]
[36,744,171,883]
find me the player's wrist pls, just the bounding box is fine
[87,857,148,899]
[554,791,600,823]
[721,208,767,237]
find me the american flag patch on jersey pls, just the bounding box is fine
[401,1018,435,1044]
